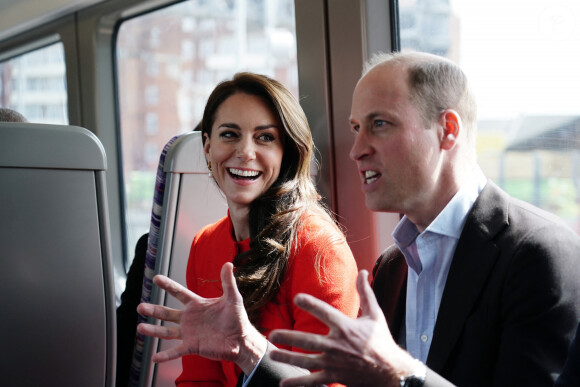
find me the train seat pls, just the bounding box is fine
[129,131,226,387]
[0,123,116,386]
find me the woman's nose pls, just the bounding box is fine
[237,138,256,160]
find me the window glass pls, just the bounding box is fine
[399,0,580,233]
[116,0,298,263]
[0,43,68,124]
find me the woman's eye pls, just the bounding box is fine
[219,131,237,139]
[258,133,276,142]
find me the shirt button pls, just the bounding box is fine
[420,334,428,343]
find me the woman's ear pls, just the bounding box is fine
[203,132,211,157]
[440,109,461,150]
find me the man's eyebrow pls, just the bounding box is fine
[350,112,383,123]
[366,112,384,121]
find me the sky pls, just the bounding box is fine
[450,0,580,120]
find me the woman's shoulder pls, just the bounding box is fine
[297,209,345,242]
[193,215,231,242]
[290,210,352,265]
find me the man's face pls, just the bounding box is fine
[349,64,443,220]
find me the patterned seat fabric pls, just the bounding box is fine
[128,135,181,387]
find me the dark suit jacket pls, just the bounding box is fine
[555,320,580,387]
[373,181,580,386]
[241,343,312,387]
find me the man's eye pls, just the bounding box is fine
[375,120,388,127]
[351,125,360,133]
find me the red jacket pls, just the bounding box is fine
[176,211,359,386]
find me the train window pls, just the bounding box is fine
[399,0,580,233]
[116,0,298,263]
[0,42,68,124]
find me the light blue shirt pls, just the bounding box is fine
[393,171,487,363]
[242,354,264,387]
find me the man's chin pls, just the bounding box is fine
[365,196,399,214]
[365,197,385,212]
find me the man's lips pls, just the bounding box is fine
[363,169,380,184]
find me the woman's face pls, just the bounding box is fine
[204,92,285,213]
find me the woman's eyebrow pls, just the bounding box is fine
[217,122,240,129]
[254,124,279,131]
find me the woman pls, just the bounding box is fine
[143,72,359,386]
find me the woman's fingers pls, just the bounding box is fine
[151,343,189,363]
[137,321,181,340]
[153,274,201,305]
[137,302,182,323]
[220,262,242,304]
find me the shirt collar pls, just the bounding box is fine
[394,168,487,245]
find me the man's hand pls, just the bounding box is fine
[269,270,417,387]
[137,262,267,375]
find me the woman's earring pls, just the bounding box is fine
[207,160,213,178]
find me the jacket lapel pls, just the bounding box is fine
[426,181,508,372]
[372,245,407,344]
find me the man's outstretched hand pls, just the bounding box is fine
[269,270,417,387]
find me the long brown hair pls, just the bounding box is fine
[201,72,335,323]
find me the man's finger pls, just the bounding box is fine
[137,322,181,340]
[357,270,387,322]
[137,302,182,323]
[279,371,330,387]
[270,329,329,354]
[268,347,323,370]
[153,275,200,305]
[292,292,348,329]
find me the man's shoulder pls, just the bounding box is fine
[374,245,404,275]
[468,180,578,240]
[372,245,406,293]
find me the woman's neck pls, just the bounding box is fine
[228,204,250,241]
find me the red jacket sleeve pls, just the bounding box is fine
[286,219,359,343]
[260,213,360,347]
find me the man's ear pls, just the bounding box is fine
[440,109,461,150]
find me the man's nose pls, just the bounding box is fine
[349,129,372,161]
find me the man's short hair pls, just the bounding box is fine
[363,51,478,147]
[0,107,28,123]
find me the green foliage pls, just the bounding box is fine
[126,170,156,210]
[503,178,579,221]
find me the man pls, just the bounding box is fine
[137,51,580,386]
[0,107,28,122]
[267,52,580,386]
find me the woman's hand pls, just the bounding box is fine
[137,262,268,375]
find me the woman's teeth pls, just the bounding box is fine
[229,168,260,179]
